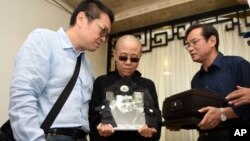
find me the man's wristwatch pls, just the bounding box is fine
[220,108,227,122]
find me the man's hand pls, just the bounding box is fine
[226,85,250,106]
[197,106,221,130]
[97,123,114,137]
[138,124,157,138]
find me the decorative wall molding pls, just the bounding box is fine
[107,5,250,72]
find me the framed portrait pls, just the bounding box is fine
[106,91,146,131]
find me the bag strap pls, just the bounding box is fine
[40,54,82,133]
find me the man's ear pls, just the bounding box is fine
[208,35,217,48]
[76,12,87,26]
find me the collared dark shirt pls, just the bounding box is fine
[89,70,162,141]
[192,52,250,122]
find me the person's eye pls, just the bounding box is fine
[193,40,199,44]
[118,56,128,61]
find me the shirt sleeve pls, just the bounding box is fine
[232,59,250,121]
[9,29,51,141]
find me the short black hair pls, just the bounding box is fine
[185,23,219,51]
[70,0,114,26]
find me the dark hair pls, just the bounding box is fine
[185,23,219,51]
[70,0,114,26]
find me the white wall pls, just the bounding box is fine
[0,0,107,125]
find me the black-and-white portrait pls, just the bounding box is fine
[106,91,146,130]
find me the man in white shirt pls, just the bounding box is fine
[8,0,114,141]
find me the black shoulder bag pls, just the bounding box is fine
[0,54,82,141]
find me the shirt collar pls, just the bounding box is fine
[200,52,224,72]
[57,27,84,56]
[212,52,224,68]
[57,27,73,49]
[109,70,142,79]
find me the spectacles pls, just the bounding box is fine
[118,56,140,63]
[97,22,109,40]
[185,38,205,49]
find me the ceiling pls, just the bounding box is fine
[61,0,239,34]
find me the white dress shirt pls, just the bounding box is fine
[9,27,94,141]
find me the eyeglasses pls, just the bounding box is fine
[185,38,205,49]
[118,56,140,63]
[97,22,109,40]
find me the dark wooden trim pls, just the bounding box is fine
[107,4,250,72]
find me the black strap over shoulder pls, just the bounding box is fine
[0,55,82,141]
[0,120,15,141]
[41,54,82,133]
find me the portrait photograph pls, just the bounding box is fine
[106,91,146,130]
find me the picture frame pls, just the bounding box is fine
[106,91,146,130]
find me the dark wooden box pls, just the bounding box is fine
[162,89,223,129]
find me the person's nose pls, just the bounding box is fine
[187,45,195,52]
[124,58,132,64]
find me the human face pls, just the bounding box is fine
[116,95,135,114]
[76,12,111,52]
[186,28,213,63]
[185,38,205,49]
[115,40,141,77]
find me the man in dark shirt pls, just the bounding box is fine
[226,0,250,106]
[185,23,250,141]
[88,35,162,141]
